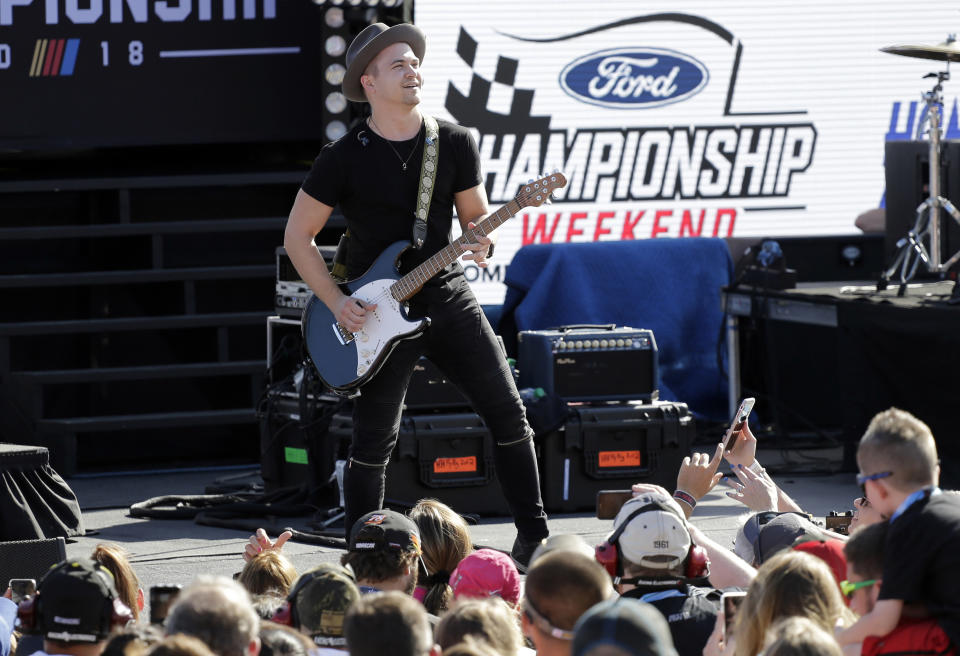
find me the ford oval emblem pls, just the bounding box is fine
[559,47,709,109]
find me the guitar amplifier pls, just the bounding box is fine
[517,326,658,402]
[275,246,337,319]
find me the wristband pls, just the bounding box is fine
[749,460,765,474]
[673,489,697,509]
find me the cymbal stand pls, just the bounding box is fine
[879,69,960,296]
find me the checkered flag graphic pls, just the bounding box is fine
[444,27,552,135]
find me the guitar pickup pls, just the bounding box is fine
[333,322,355,345]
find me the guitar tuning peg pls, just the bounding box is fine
[527,179,534,184]
[545,196,553,205]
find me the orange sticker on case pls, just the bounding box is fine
[433,456,477,474]
[598,450,641,468]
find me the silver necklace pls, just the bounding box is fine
[369,116,421,171]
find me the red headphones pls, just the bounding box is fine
[270,574,309,628]
[271,566,345,628]
[595,500,710,583]
[18,559,133,639]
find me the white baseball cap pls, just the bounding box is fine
[613,493,691,569]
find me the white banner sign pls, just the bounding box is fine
[415,1,960,303]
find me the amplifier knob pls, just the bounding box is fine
[616,339,625,347]
[575,340,583,349]
[600,340,609,348]
[591,340,600,348]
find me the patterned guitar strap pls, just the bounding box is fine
[412,115,439,249]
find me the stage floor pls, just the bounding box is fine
[62,454,859,594]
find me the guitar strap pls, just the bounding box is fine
[412,115,439,250]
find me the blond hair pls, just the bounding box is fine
[237,551,298,597]
[857,408,938,491]
[92,543,141,621]
[435,598,522,656]
[408,498,473,615]
[763,617,843,656]
[733,551,852,656]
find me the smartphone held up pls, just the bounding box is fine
[596,490,635,519]
[721,590,747,640]
[8,578,36,604]
[723,397,755,452]
[149,584,182,625]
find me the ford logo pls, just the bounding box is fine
[559,47,709,109]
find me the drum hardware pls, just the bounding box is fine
[878,35,960,299]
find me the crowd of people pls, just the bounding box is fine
[1,406,957,656]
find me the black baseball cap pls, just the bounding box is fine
[573,597,679,656]
[348,510,422,555]
[36,558,127,643]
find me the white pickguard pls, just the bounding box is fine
[349,279,419,377]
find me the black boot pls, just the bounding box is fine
[342,459,386,538]
[494,436,549,570]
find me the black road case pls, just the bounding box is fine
[538,401,695,512]
[328,412,510,516]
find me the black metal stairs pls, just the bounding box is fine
[0,168,307,474]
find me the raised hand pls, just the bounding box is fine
[242,528,292,562]
[677,442,725,501]
[725,464,778,512]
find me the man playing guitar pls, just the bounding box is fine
[283,21,549,566]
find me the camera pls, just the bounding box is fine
[825,510,853,535]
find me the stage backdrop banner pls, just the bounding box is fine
[0,0,328,149]
[416,0,960,304]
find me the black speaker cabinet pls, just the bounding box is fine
[884,140,960,270]
[0,537,66,587]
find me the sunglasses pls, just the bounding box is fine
[839,579,877,597]
[856,471,893,497]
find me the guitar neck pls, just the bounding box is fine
[391,199,521,302]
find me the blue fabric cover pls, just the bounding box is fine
[502,239,732,420]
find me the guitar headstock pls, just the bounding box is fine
[517,172,567,209]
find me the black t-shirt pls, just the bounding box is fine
[879,491,960,645]
[622,584,725,656]
[301,118,483,304]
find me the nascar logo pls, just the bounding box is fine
[29,38,79,77]
[560,47,708,109]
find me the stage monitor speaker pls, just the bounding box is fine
[0,537,66,587]
[884,140,960,269]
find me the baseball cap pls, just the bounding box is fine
[572,597,679,656]
[613,494,691,570]
[735,512,823,565]
[792,538,847,593]
[36,558,128,643]
[289,564,360,647]
[349,510,422,556]
[449,549,522,606]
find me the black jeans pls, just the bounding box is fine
[344,279,549,540]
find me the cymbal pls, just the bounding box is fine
[882,39,960,62]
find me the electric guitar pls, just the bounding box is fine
[302,171,568,392]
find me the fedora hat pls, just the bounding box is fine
[342,22,426,103]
